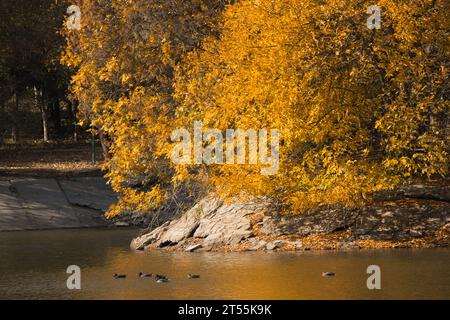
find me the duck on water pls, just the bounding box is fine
[155,274,169,283]
[139,272,152,278]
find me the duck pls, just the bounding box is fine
[138,272,152,278]
[113,273,127,279]
[322,272,335,277]
[188,274,200,279]
[155,274,169,283]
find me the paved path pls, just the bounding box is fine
[0,177,117,231]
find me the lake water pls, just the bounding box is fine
[0,229,449,299]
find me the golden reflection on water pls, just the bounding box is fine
[0,229,449,299]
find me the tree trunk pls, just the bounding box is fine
[11,91,19,143]
[36,87,49,143]
[41,105,49,143]
[99,128,110,160]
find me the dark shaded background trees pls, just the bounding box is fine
[0,0,78,143]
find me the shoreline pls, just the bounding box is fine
[142,225,450,253]
[1,174,448,253]
[131,184,450,253]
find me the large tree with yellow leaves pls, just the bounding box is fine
[65,0,449,216]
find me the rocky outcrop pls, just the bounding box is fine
[131,196,272,250]
[131,184,450,252]
[260,206,359,237]
[262,199,449,241]
[351,199,449,240]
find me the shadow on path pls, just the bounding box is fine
[0,177,117,231]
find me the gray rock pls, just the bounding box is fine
[198,244,213,252]
[130,221,171,250]
[248,239,267,251]
[193,199,270,246]
[259,186,449,242]
[114,221,130,227]
[132,196,273,250]
[408,229,423,237]
[157,197,222,244]
[294,241,303,250]
[185,244,202,252]
[336,241,359,250]
[266,240,286,250]
[260,206,359,237]
[351,199,448,240]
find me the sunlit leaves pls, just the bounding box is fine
[175,0,448,212]
[65,0,449,216]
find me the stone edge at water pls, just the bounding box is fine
[130,184,450,252]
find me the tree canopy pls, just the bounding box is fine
[64,0,449,216]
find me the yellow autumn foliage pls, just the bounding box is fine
[64,0,449,216]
